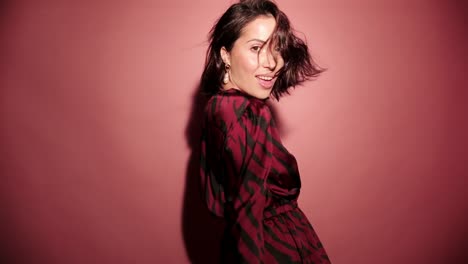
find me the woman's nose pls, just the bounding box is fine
[260,47,277,70]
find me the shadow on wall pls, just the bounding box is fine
[0,0,13,34]
[182,82,225,264]
[1,1,16,263]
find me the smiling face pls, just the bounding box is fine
[220,15,284,99]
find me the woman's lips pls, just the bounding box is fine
[256,76,275,89]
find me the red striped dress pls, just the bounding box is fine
[200,88,331,263]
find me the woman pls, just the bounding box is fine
[199,0,331,263]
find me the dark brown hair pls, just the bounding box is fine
[200,0,325,100]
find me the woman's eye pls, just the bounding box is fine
[251,46,260,52]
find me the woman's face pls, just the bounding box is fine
[221,15,284,99]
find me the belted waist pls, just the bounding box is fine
[263,200,298,219]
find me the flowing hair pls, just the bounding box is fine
[200,0,325,100]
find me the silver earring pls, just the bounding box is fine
[223,64,230,84]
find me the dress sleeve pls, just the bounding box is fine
[221,101,273,264]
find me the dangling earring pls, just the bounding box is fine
[223,63,230,84]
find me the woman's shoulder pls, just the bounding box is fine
[205,89,271,125]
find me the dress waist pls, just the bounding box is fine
[263,200,298,219]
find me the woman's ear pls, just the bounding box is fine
[220,47,231,65]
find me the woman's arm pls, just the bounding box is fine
[221,101,273,263]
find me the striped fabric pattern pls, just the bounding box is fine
[200,89,331,263]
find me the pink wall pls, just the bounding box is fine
[1,0,466,263]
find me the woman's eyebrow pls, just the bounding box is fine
[246,38,267,44]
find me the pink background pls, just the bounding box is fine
[1,0,467,263]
